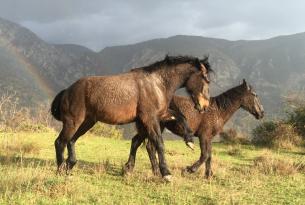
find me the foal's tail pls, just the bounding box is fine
[51,89,65,121]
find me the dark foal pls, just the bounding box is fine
[51,55,212,181]
[134,80,264,178]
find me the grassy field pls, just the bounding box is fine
[0,131,304,205]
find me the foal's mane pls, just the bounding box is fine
[211,84,246,111]
[131,55,213,73]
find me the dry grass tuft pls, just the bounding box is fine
[252,153,298,175]
[1,140,40,156]
[227,145,243,157]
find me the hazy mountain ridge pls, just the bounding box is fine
[0,17,304,119]
[0,17,106,104]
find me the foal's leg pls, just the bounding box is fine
[164,109,195,149]
[186,134,210,173]
[204,142,213,179]
[66,119,96,171]
[124,125,165,175]
[123,134,146,174]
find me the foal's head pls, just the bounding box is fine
[185,56,212,112]
[240,79,264,119]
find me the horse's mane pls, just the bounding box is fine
[131,55,213,73]
[211,84,246,111]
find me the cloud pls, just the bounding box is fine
[0,0,304,50]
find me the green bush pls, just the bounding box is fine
[89,123,123,139]
[286,105,305,140]
[252,121,277,147]
[252,121,302,149]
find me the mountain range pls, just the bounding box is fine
[1,17,305,132]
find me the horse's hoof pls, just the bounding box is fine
[181,168,188,176]
[56,164,66,175]
[186,142,195,150]
[66,169,74,176]
[152,169,160,176]
[163,175,173,182]
[205,171,214,180]
[186,166,196,173]
[122,164,133,176]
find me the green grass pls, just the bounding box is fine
[0,132,304,205]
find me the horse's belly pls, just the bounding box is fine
[95,104,137,125]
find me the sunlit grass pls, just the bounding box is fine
[0,131,304,204]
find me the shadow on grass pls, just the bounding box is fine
[280,150,305,156]
[0,154,55,167]
[76,159,124,177]
[0,154,124,177]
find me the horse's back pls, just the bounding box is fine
[62,73,139,124]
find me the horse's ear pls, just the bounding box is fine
[242,79,250,90]
[164,55,171,64]
[242,79,246,85]
[194,58,201,69]
[196,58,207,74]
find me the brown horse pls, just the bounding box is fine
[130,80,264,178]
[51,55,212,180]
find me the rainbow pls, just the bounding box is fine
[5,42,55,99]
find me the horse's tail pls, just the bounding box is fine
[51,89,65,121]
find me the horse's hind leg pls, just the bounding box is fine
[55,131,66,171]
[66,119,96,171]
[55,119,82,173]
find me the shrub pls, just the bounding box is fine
[89,123,123,139]
[220,128,249,144]
[286,104,305,140]
[0,92,55,132]
[252,121,302,149]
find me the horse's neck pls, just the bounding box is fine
[214,90,243,124]
[159,65,195,100]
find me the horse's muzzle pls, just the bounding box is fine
[255,111,264,119]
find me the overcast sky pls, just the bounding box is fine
[0,0,304,50]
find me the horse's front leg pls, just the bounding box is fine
[138,117,172,181]
[146,139,159,176]
[123,134,146,175]
[186,133,210,174]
